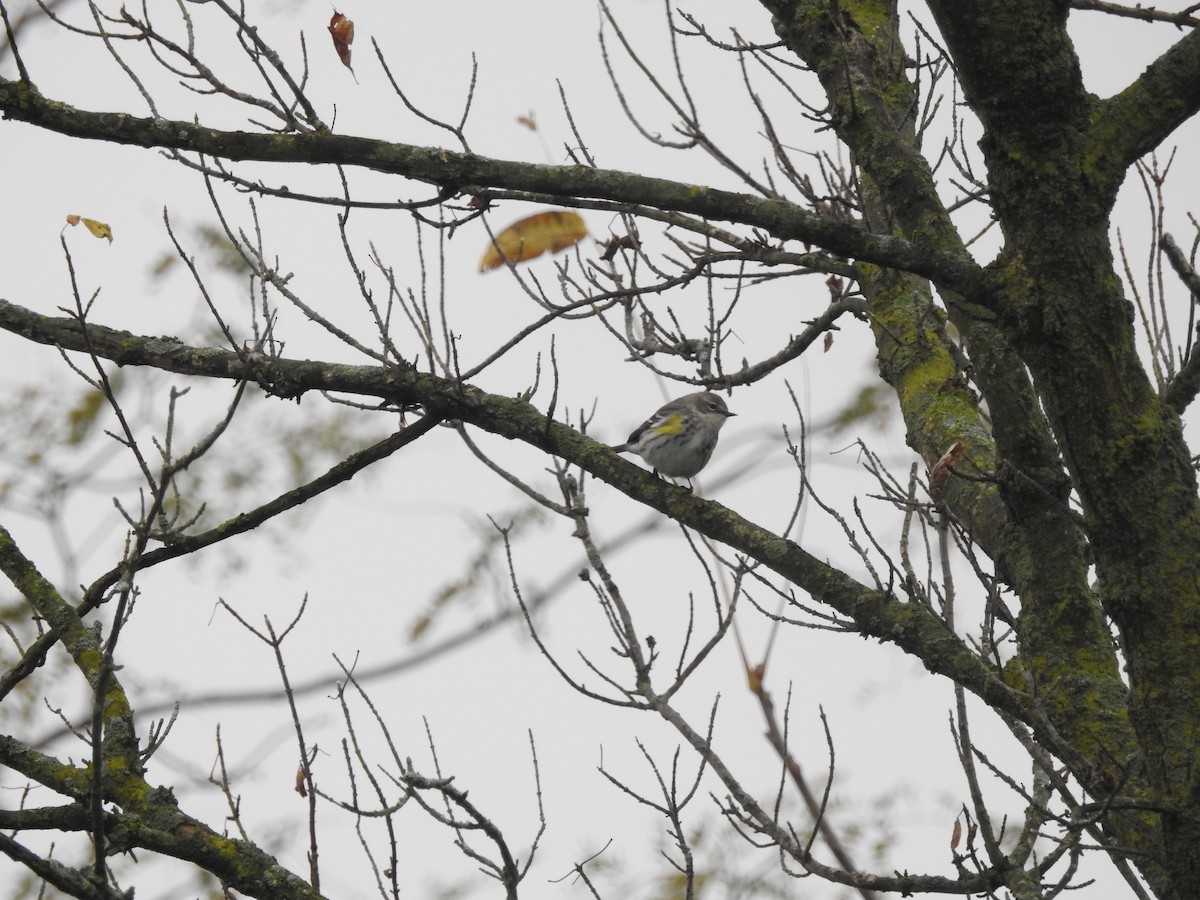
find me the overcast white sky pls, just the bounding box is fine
[2,2,1199,898]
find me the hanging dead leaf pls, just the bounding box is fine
[599,233,638,261]
[295,767,307,797]
[65,214,113,243]
[929,441,966,503]
[479,210,588,272]
[328,12,355,73]
[823,332,834,352]
[746,663,765,694]
[950,816,962,852]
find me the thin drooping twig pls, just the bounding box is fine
[749,667,878,900]
[0,415,443,703]
[218,596,322,891]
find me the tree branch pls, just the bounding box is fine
[0,831,131,900]
[0,298,1030,728]
[0,733,327,899]
[0,413,443,702]
[1093,25,1200,172]
[0,76,984,296]
[1162,233,1200,412]
[1071,0,1200,27]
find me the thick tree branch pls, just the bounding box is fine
[0,831,130,900]
[0,733,327,899]
[0,76,985,296]
[1093,25,1200,172]
[0,298,1030,727]
[0,524,140,774]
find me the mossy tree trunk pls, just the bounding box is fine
[766,1,1200,894]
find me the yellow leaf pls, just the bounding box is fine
[66,215,113,243]
[479,210,587,272]
[82,218,113,242]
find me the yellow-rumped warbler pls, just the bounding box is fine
[612,391,736,480]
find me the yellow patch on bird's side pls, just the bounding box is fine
[652,414,686,435]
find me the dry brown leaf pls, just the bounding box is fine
[599,233,638,261]
[328,12,355,73]
[479,210,588,272]
[929,441,967,503]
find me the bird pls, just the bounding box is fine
[611,391,736,481]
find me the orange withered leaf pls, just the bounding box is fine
[479,210,588,272]
[328,12,355,73]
